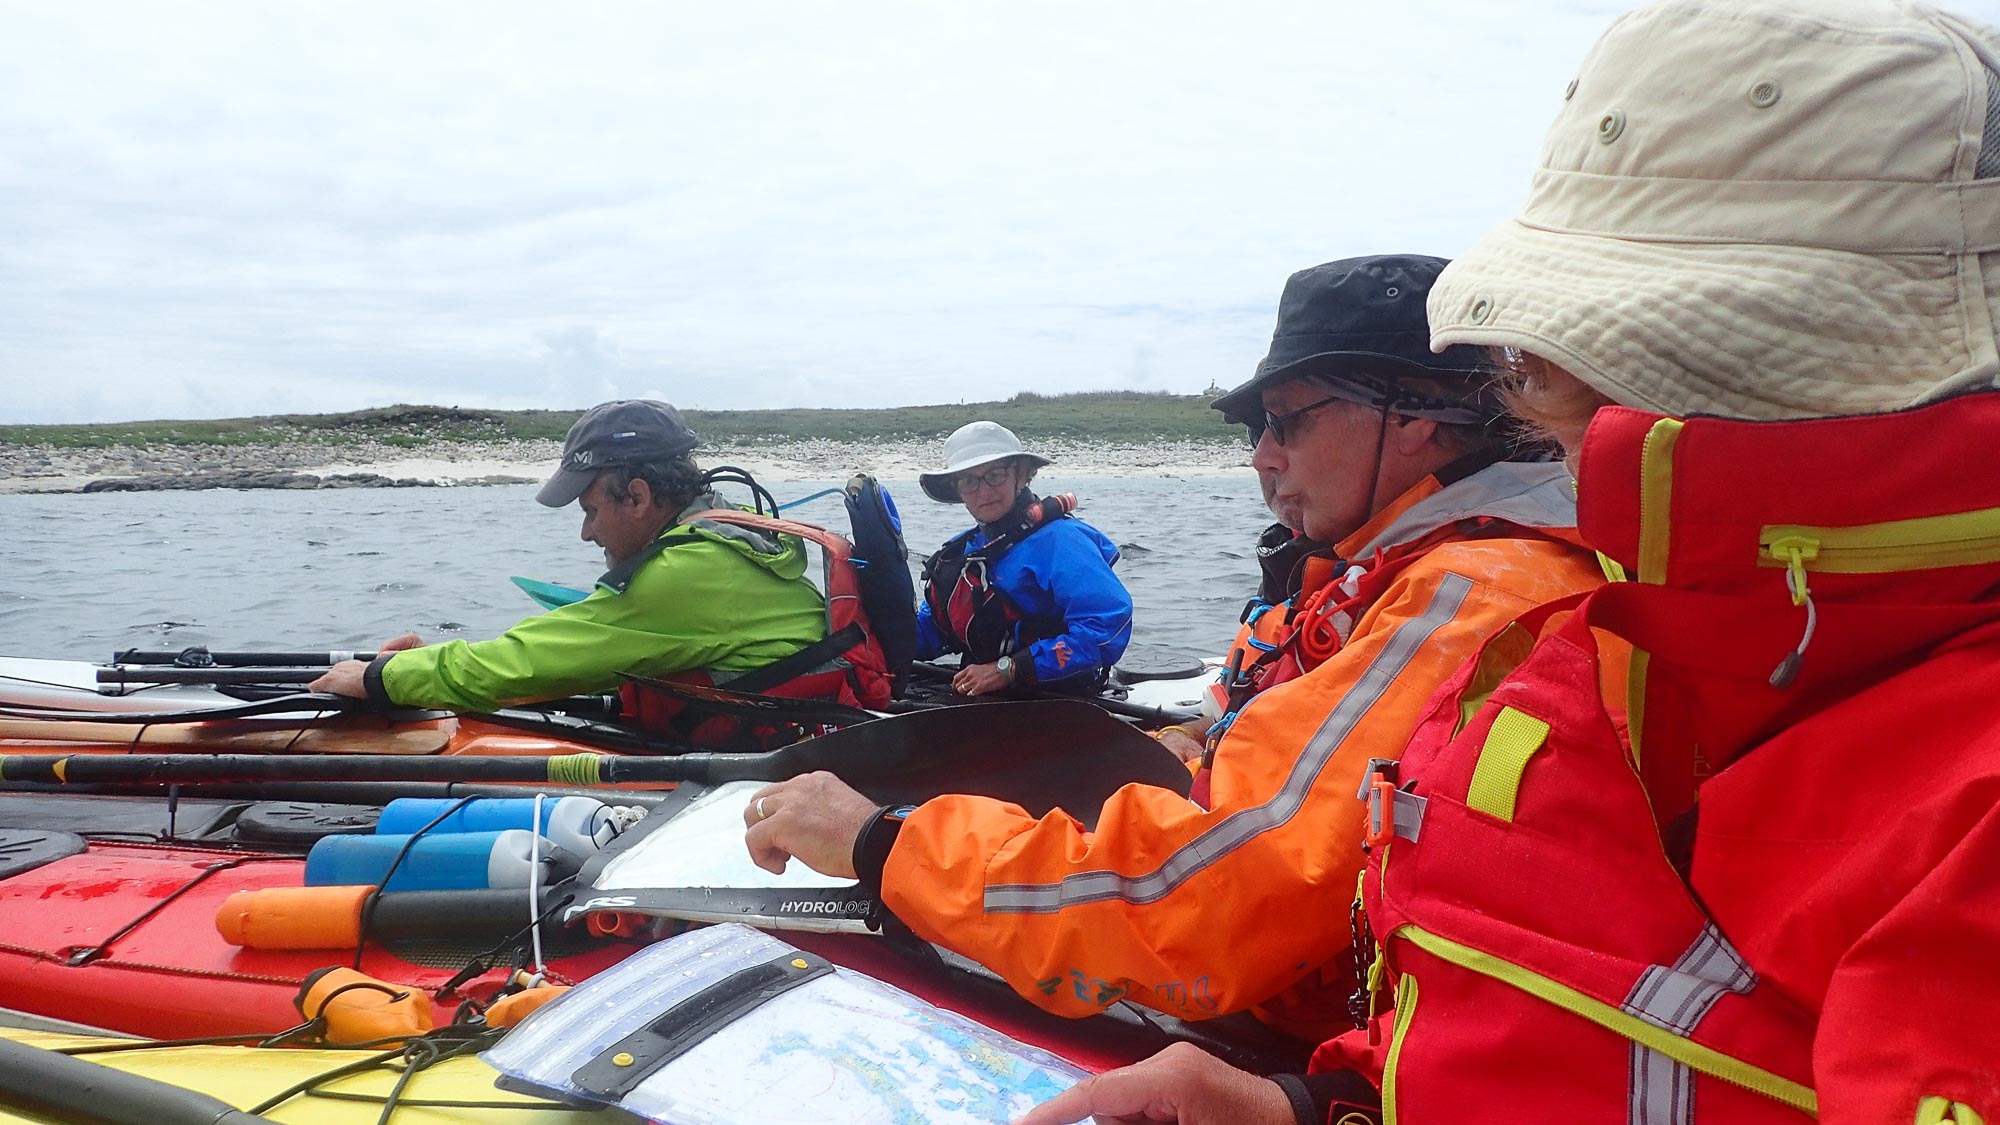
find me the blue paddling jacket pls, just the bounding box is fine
[916,497,1133,689]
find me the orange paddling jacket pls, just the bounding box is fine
[881,460,1605,1042]
[1325,399,2000,1124]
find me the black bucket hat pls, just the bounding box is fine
[536,399,700,508]
[1211,254,1495,428]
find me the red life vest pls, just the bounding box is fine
[919,493,1077,663]
[621,510,894,747]
[1342,599,1819,1122]
[1334,399,2000,1123]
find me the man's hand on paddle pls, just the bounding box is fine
[309,633,424,698]
[1012,1042,1296,1125]
[952,661,1012,696]
[743,770,878,879]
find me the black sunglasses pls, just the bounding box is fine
[1254,394,1347,447]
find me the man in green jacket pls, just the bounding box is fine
[310,399,829,713]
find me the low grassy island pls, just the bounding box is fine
[0,392,1252,493]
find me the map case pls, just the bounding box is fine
[484,923,1085,1124]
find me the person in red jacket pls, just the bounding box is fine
[1019,2,2000,1123]
[743,254,1606,1046]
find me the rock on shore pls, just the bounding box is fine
[79,470,450,492]
[0,438,555,495]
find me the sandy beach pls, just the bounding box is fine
[0,436,1254,494]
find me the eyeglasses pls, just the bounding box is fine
[953,464,1016,495]
[1257,394,1346,447]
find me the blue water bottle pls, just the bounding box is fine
[376,796,614,853]
[305,829,576,891]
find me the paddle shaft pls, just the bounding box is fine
[0,1034,281,1125]
[111,649,376,667]
[99,668,325,686]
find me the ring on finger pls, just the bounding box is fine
[756,797,769,820]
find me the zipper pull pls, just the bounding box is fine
[1345,870,1381,1034]
[1767,536,1819,689]
[1362,946,1388,1045]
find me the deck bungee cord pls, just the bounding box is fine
[61,853,299,968]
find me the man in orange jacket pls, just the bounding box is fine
[743,254,1605,1043]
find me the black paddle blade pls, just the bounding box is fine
[747,698,1191,826]
[615,672,878,729]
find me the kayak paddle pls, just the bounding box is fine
[0,699,1191,819]
[0,1034,284,1125]
[110,648,380,667]
[98,668,329,686]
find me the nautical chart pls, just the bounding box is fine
[484,923,1083,1125]
[616,982,1078,1124]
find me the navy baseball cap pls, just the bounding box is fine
[1211,254,1496,429]
[536,399,700,507]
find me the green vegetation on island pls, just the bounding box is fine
[0,391,1239,450]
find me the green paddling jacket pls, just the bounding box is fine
[368,496,829,713]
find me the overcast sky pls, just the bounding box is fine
[5,1,1995,424]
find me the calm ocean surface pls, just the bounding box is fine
[0,475,1270,667]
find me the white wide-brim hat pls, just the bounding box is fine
[1429,0,2000,421]
[918,421,1052,504]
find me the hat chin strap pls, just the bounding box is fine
[1359,402,1392,532]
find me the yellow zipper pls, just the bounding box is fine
[1635,418,1684,586]
[1396,925,1818,1116]
[1381,972,1419,1125]
[1759,508,2000,575]
[1628,418,1684,767]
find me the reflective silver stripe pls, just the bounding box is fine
[1622,923,1756,1034]
[983,572,1476,914]
[1629,1043,1695,1125]
[1623,923,1756,1123]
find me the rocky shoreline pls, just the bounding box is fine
[0,435,1252,494]
[77,469,535,492]
[0,436,550,494]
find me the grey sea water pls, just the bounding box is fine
[0,475,1271,666]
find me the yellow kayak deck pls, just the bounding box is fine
[0,1028,635,1124]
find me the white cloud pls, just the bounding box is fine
[3,0,1988,422]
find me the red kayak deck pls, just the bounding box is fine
[0,840,641,1041]
[0,839,1168,1072]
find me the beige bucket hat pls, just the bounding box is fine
[1429,0,2000,421]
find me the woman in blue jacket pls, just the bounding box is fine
[915,421,1133,696]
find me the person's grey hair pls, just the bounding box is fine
[601,454,704,512]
